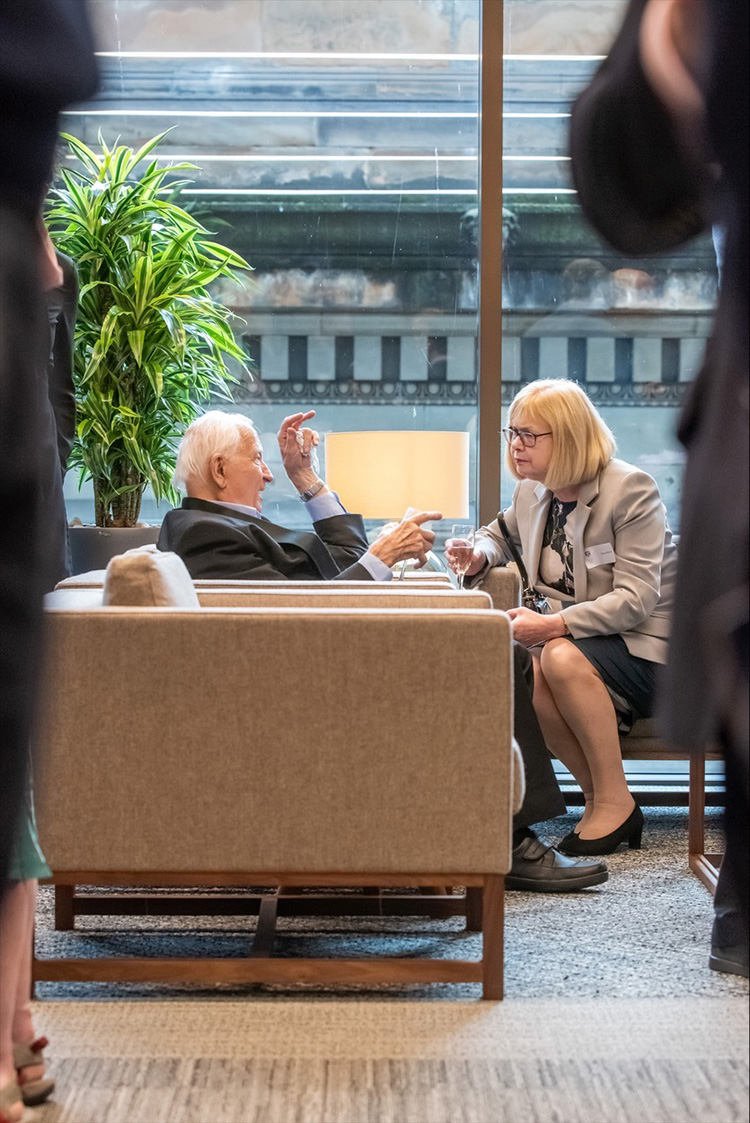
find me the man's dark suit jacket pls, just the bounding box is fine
[158,497,375,581]
[37,250,79,588]
[47,251,78,475]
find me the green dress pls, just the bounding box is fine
[8,790,51,881]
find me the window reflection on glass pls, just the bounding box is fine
[61,0,481,540]
[502,0,717,529]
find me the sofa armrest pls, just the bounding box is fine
[477,566,521,612]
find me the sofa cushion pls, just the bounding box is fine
[103,546,199,608]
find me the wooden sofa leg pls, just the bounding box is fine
[54,885,75,930]
[689,745,721,895]
[481,875,504,1000]
[688,745,706,859]
[465,887,483,932]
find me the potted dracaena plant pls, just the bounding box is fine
[47,130,251,571]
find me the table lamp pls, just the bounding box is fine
[324,430,470,520]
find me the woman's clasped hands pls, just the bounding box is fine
[507,606,568,648]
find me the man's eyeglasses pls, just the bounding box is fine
[502,427,553,448]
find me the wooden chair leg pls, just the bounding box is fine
[688,746,706,858]
[689,745,721,895]
[481,875,504,1000]
[465,887,483,932]
[54,885,75,930]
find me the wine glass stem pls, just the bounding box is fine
[458,572,465,591]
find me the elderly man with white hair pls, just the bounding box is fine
[158,409,439,581]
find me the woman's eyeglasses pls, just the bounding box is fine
[501,427,553,448]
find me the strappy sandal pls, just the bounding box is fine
[13,1035,55,1106]
[0,1077,23,1123]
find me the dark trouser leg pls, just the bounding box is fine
[38,397,71,589]
[512,642,568,831]
[712,727,749,962]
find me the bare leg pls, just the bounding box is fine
[540,639,634,838]
[532,655,595,831]
[12,880,42,1081]
[0,882,26,1121]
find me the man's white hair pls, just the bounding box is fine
[174,410,258,491]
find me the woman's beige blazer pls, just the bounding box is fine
[473,458,677,664]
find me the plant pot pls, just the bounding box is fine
[69,525,162,575]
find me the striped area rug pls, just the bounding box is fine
[32,997,749,1123]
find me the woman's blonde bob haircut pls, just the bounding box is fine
[507,379,616,491]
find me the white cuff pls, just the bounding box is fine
[360,553,393,582]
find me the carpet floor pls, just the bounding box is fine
[27,807,749,1123]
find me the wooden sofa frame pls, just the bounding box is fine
[38,873,504,996]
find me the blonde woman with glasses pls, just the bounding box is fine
[451,379,677,855]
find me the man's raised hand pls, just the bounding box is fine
[277,411,321,490]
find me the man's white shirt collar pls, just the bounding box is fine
[216,500,261,518]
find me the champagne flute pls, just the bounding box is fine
[446,524,475,590]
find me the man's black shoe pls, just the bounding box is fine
[709,945,749,978]
[507,831,608,892]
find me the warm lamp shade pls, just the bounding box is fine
[325,431,470,519]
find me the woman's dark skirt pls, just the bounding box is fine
[564,633,660,733]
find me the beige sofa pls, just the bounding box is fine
[36,583,522,998]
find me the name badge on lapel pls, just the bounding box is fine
[584,542,617,568]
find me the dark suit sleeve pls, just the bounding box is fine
[312,513,368,564]
[160,506,380,582]
[332,560,376,581]
[48,253,78,474]
[163,519,301,581]
[311,511,378,580]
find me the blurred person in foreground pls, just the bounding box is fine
[569,0,748,976]
[0,3,97,1117]
[0,0,96,885]
[449,380,677,857]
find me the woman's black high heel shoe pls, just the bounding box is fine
[558,801,643,857]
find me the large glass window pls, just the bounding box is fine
[63,0,481,539]
[61,3,716,542]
